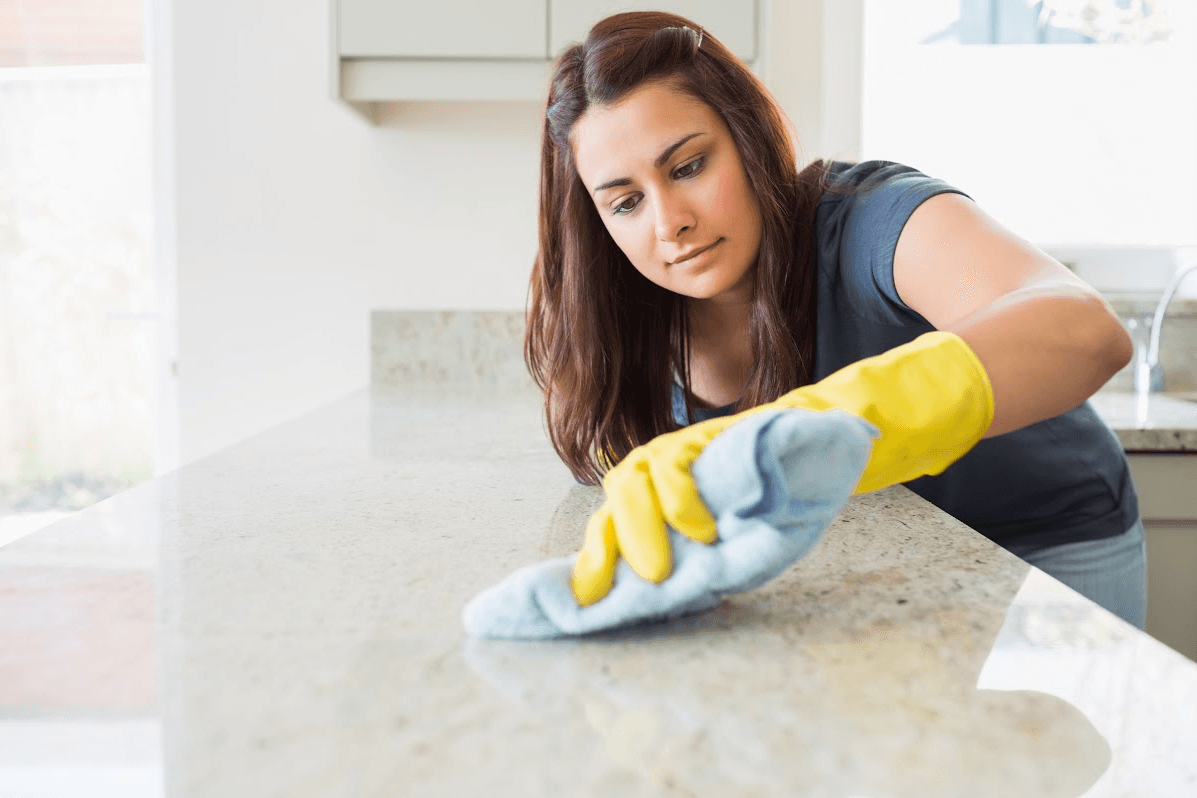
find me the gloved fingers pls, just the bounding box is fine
[571,504,619,607]
[607,460,673,584]
[644,437,718,544]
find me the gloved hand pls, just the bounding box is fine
[571,330,995,606]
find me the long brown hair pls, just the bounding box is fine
[526,11,839,486]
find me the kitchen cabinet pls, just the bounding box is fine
[1127,454,1197,663]
[339,0,547,59]
[332,0,757,118]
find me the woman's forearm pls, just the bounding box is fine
[949,283,1132,439]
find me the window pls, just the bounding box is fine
[922,0,1174,45]
[861,0,1197,266]
[0,0,154,543]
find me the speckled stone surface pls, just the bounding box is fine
[369,309,1197,453]
[371,310,531,388]
[370,301,1195,390]
[1106,296,1197,321]
[2,385,1196,796]
[1089,392,1197,452]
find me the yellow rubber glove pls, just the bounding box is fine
[571,330,995,606]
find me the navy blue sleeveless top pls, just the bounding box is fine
[673,160,1138,548]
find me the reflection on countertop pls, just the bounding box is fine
[0,384,1195,797]
[0,480,163,796]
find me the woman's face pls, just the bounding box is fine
[570,79,763,305]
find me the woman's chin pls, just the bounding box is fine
[673,273,755,304]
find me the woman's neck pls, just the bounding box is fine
[685,295,754,408]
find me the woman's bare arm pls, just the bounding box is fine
[893,193,1132,439]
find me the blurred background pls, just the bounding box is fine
[1,0,150,544]
[1,0,1195,546]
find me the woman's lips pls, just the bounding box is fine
[671,238,722,266]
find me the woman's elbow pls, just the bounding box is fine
[1088,299,1134,383]
[1055,291,1133,396]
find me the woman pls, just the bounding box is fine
[525,12,1144,627]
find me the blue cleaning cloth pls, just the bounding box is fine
[462,407,878,639]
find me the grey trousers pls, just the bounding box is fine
[1004,518,1147,630]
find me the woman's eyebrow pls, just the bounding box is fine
[591,132,707,195]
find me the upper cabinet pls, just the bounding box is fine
[339,0,549,59]
[334,0,758,117]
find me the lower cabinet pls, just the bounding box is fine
[1127,455,1197,662]
[1145,521,1197,662]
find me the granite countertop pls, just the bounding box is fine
[1089,391,1197,452]
[3,384,1197,797]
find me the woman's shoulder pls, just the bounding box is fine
[820,159,947,200]
[811,159,974,323]
[816,159,971,239]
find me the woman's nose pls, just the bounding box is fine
[655,191,697,242]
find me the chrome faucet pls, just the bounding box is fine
[1136,262,1197,395]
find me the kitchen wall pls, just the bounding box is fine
[154,0,544,467]
[154,0,856,468]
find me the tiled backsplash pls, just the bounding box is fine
[372,297,1197,393]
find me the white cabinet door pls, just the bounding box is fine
[340,0,549,59]
[549,0,756,62]
[1144,521,1197,662]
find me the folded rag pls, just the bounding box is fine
[461,407,878,639]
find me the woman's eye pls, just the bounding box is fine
[613,196,640,215]
[674,156,705,179]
